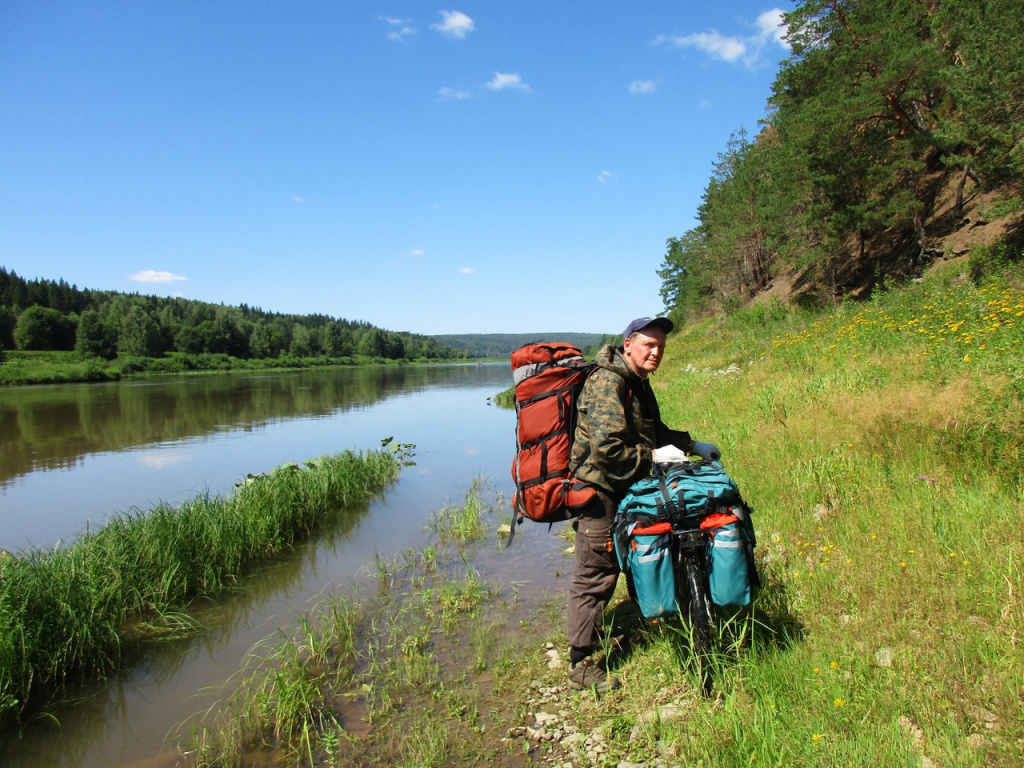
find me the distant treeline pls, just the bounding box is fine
[430,333,608,359]
[659,0,1024,321]
[0,267,466,362]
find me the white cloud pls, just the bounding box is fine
[439,85,473,100]
[656,30,747,62]
[655,8,789,69]
[380,16,415,42]
[431,10,474,39]
[596,170,618,183]
[756,9,788,47]
[129,270,187,284]
[291,195,308,203]
[458,267,476,275]
[629,79,656,94]
[411,249,425,257]
[486,72,531,93]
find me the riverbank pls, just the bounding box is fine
[184,251,1022,766]
[0,443,409,728]
[0,350,470,387]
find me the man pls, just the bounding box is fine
[565,316,719,691]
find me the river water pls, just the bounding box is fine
[0,364,564,768]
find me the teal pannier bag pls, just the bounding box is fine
[617,520,677,619]
[707,520,753,607]
[616,460,742,526]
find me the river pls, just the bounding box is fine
[0,363,562,768]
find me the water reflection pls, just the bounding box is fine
[0,365,494,486]
[0,364,511,552]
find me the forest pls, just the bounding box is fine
[0,266,465,365]
[430,332,608,359]
[658,0,1024,322]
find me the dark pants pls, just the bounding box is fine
[567,492,620,652]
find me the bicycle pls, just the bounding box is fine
[622,521,716,663]
[617,461,757,690]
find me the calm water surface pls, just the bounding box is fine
[0,364,565,768]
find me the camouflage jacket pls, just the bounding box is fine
[569,344,691,499]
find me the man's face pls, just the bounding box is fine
[623,326,666,377]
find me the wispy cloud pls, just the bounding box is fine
[486,72,531,93]
[458,267,476,275]
[431,10,474,39]
[410,249,425,257]
[129,270,187,284]
[438,85,473,101]
[291,195,308,203]
[597,170,618,183]
[629,79,656,94]
[654,8,789,69]
[380,15,415,42]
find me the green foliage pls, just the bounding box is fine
[118,304,162,357]
[13,306,76,351]
[0,306,15,350]
[935,0,1024,188]
[0,266,464,381]
[74,308,116,359]
[431,333,606,359]
[659,0,1024,322]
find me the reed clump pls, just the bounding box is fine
[492,385,515,409]
[0,442,408,728]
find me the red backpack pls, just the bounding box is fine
[508,342,597,544]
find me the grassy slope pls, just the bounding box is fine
[570,251,1023,767]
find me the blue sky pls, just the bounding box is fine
[1,2,789,336]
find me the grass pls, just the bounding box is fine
[561,251,1024,767]
[0,350,454,387]
[0,440,409,728]
[187,480,516,767]
[492,385,515,409]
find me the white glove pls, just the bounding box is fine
[652,445,689,463]
[692,441,721,461]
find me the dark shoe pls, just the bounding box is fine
[568,657,621,693]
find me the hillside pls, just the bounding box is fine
[658,0,1024,322]
[429,333,608,359]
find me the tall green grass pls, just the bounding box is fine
[0,442,408,728]
[564,255,1024,766]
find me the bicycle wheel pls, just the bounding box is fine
[684,556,715,660]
